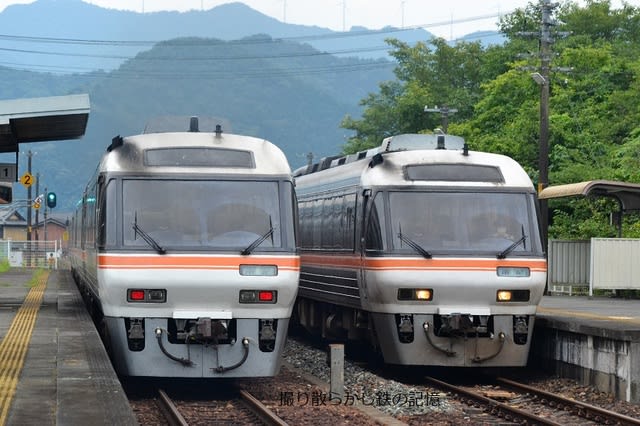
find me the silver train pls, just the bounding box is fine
[69,119,299,377]
[292,133,547,367]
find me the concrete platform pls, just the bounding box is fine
[0,268,137,425]
[533,295,640,403]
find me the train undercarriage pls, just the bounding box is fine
[293,298,535,367]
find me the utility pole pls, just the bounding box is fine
[26,150,32,242]
[537,0,555,254]
[424,105,458,133]
[35,172,39,242]
[44,186,48,243]
[518,0,569,257]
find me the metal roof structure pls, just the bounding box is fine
[0,94,90,153]
[538,180,640,212]
[539,180,640,237]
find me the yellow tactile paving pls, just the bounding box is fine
[0,271,48,426]
[537,306,640,325]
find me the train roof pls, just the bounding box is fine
[294,133,535,193]
[99,129,292,177]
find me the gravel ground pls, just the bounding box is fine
[129,336,640,425]
[282,338,452,418]
[281,336,640,425]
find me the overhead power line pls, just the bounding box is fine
[0,9,516,75]
[0,59,395,79]
[0,44,393,60]
[0,10,510,47]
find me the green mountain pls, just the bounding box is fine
[1,36,394,212]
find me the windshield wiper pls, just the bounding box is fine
[497,235,527,259]
[397,225,431,259]
[241,227,274,255]
[132,212,166,255]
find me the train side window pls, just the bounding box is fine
[298,200,311,248]
[365,193,385,251]
[97,177,116,247]
[96,180,106,247]
[312,199,323,249]
[343,193,356,250]
[321,197,336,249]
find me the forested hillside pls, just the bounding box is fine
[1,36,394,210]
[2,0,639,238]
[341,0,640,239]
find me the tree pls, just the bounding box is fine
[341,37,493,154]
[341,0,640,239]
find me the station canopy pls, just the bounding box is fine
[539,180,640,212]
[0,94,90,153]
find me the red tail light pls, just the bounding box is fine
[258,291,274,302]
[129,290,145,301]
[127,289,166,303]
[239,290,277,303]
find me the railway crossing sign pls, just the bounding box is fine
[20,172,34,188]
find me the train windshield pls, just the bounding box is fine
[122,179,291,251]
[368,191,542,255]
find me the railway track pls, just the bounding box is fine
[156,386,289,426]
[425,375,640,426]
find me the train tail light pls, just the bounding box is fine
[239,290,277,304]
[127,289,166,303]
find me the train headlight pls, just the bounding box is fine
[496,289,530,302]
[397,288,433,301]
[497,290,512,301]
[415,289,432,300]
[239,290,277,303]
[239,264,278,276]
[127,289,166,303]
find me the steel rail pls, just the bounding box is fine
[497,377,640,426]
[157,389,189,426]
[240,389,290,426]
[425,376,564,426]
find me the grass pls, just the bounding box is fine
[27,269,48,288]
[0,259,10,273]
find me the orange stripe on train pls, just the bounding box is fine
[98,254,300,270]
[300,254,547,272]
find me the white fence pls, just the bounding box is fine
[590,238,640,295]
[548,240,590,295]
[0,240,60,269]
[548,238,640,296]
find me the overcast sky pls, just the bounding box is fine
[0,0,638,39]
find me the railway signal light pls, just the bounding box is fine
[46,192,57,208]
